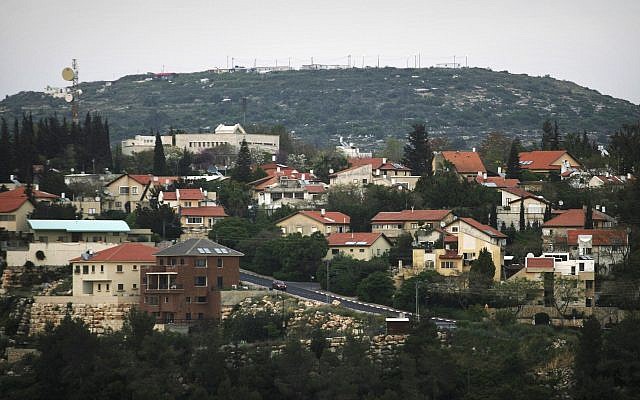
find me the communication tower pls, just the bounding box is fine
[62,59,81,123]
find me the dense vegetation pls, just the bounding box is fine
[2,67,639,148]
[2,308,639,400]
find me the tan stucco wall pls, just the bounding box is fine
[6,242,117,267]
[0,202,34,233]
[72,260,153,298]
[325,238,391,261]
[277,213,349,236]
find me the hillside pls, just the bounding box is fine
[1,67,639,149]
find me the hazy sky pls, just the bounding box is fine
[2,0,639,104]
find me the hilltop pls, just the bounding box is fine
[1,67,639,148]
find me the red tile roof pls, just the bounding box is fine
[305,185,326,194]
[501,187,547,203]
[177,188,204,200]
[160,191,177,201]
[0,186,59,200]
[458,217,508,238]
[0,197,32,213]
[127,174,179,186]
[328,232,386,246]
[473,176,520,188]
[526,257,554,269]
[592,175,625,185]
[299,210,350,225]
[70,243,157,262]
[441,151,486,173]
[347,157,411,171]
[372,209,452,222]
[567,229,628,246]
[180,206,228,217]
[518,150,576,171]
[543,208,613,228]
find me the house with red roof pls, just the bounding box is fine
[250,164,327,210]
[412,217,507,281]
[70,242,157,299]
[497,187,549,230]
[567,229,629,273]
[542,208,616,251]
[518,150,581,175]
[104,174,179,213]
[371,209,455,240]
[329,157,417,189]
[158,187,216,209]
[588,174,632,189]
[473,175,520,189]
[325,232,392,261]
[179,206,228,239]
[276,210,350,236]
[0,196,35,234]
[432,150,486,179]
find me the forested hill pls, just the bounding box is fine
[1,67,639,147]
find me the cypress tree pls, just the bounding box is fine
[584,199,594,229]
[153,132,168,176]
[519,199,526,231]
[0,118,11,181]
[506,139,521,180]
[177,148,193,176]
[544,204,552,222]
[102,119,113,171]
[12,118,20,177]
[232,139,252,183]
[402,124,433,176]
[551,120,562,150]
[542,119,553,150]
[489,202,498,229]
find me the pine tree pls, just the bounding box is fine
[541,119,553,150]
[584,199,594,229]
[519,199,526,231]
[469,248,496,290]
[506,138,521,180]
[20,114,36,183]
[402,124,433,176]
[153,132,168,175]
[232,139,252,183]
[0,118,11,181]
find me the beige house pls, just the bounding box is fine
[180,206,228,238]
[542,208,616,252]
[158,188,216,209]
[371,209,455,240]
[28,219,132,244]
[567,229,629,273]
[432,151,486,179]
[70,196,102,219]
[413,218,507,281]
[70,243,157,298]
[0,197,35,234]
[103,174,178,213]
[326,232,392,261]
[497,187,548,230]
[519,150,581,175]
[276,210,350,236]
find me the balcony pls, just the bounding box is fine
[144,272,183,293]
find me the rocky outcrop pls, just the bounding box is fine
[29,302,134,335]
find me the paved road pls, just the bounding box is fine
[240,270,457,330]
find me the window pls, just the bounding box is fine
[74,265,80,274]
[170,258,177,266]
[117,284,124,292]
[119,186,130,195]
[197,313,204,320]
[116,265,123,273]
[180,258,185,265]
[131,186,138,195]
[91,265,95,273]
[88,208,96,215]
[145,295,159,305]
[184,201,192,207]
[451,227,459,233]
[106,284,110,291]
[0,215,15,221]
[97,284,101,291]
[100,265,104,273]
[571,266,576,275]
[83,265,89,274]
[584,248,592,255]
[440,261,455,269]
[132,283,137,289]
[217,276,223,289]
[332,249,339,255]
[217,258,223,268]
[133,265,138,271]
[579,263,585,272]
[159,258,164,266]
[115,201,122,208]
[359,249,365,253]
[39,236,48,243]
[165,296,169,303]
[186,296,191,303]
[195,276,207,286]
[196,259,206,267]
[586,280,593,289]
[186,313,192,320]
[195,296,207,304]
[92,236,102,242]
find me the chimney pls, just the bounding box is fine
[203,190,208,197]
[483,173,487,179]
[321,208,326,216]
[310,169,314,175]
[497,166,502,175]
[376,169,381,176]
[277,166,281,173]
[477,171,483,177]
[382,157,387,164]
[61,192,65,199]
[301,173,306,180]
[272,155,277,162]
[472,147,476,152]
[628,173,632,180]
[601,206,606,213]
[595,205,600,210]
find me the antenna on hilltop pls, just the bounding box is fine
[62,59,80,123]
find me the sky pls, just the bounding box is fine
[1,0,639,104]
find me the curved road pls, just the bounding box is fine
[239,270,456,328]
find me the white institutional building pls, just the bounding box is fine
[121,124,279,156]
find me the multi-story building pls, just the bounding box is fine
[103,174,178,213]
[0,196,34,234]
[28,219,133,243]
[518,150,581,175]
[496,187,549,230]
[542,208,616,251]
[158,188,216,209]
[567,229,629,274]
[121,134,173,156]
[179,206,228,238]
[371,209,455,240]
[276,210,350,236]
[140,238,243,323]
[173,124,279,155]
[70,242,157,298]
[250,163,327,210]
[432,150,486,179]
[329,158,416,189]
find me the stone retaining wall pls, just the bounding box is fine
[29,301,134,335]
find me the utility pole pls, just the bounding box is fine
[377,55,380,68]
[326,260,330,304]
[415,280,420,322]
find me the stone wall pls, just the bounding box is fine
[29,300,135,335]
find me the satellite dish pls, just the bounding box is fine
[77,89,83,95]
[62,67,75,81]
[64,93,73,103]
